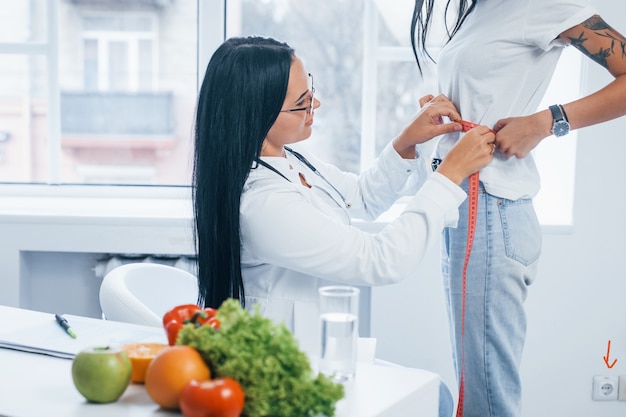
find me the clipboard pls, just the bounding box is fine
[0,314,167,359]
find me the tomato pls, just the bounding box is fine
[207,317,221,330]
[180,377,245,417]
[163,305,220,346]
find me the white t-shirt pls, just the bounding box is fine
[437,0,596,200]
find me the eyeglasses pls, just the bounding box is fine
[279,73,315,117]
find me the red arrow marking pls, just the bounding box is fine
[604,340,618,369]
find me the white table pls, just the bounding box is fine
[0,306,439,417]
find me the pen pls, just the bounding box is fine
[55,314,77,339]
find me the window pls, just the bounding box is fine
[0,0,577,226]
[81,14,157,92]
[0,0,198,185]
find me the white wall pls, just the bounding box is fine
[371,1,626,415]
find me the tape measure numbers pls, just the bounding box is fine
[453,120,493,417]
[456,170,479,417]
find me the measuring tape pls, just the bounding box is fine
[456,170,478,417]
[453,120,493,417]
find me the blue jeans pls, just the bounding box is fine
[440,380,454,417]
[442,181,541,417]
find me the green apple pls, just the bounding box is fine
[71,345,132,403]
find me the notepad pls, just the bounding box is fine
[0,314,167,359]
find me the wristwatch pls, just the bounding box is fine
[549,104,570,137]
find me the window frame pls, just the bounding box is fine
[81,12,159,92]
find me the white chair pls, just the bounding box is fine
[99,262,199,327]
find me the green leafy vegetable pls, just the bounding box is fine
[177,299,344,417]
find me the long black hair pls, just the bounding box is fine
[410,0,477,74]
[192,36,295,308]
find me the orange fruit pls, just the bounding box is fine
[144,345,210,410]
[122,342,168,383]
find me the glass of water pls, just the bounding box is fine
[318,285,359,382]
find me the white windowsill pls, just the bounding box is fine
[0,184,193,226]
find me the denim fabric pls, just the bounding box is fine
[440,380,455,417]
[441,181,541,417]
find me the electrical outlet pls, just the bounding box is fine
[592,375,619,401]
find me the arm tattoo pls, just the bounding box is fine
[582,15,611,31]
[568,15,626,69]
[597,32,626,59]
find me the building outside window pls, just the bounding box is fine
[81,14,157,92]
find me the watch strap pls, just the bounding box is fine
[558,104,569,122]
[549,104,564,122]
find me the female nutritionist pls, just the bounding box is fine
[192,34,493,335]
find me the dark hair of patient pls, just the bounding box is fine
[193,36,294,308]
[410,0,477,74]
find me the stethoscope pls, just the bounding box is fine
[255,146,352,212]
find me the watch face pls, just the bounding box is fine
[552,120,570,137]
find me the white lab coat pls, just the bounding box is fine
[239,142,466,348]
